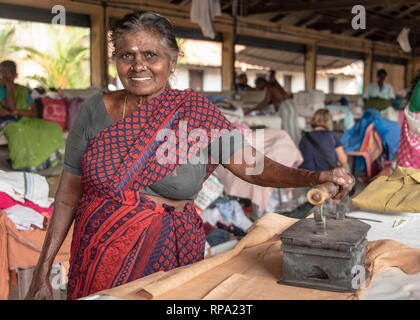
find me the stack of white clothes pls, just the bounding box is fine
[293,90,325,118]
[0,170,53,230]
[5,205,45,231]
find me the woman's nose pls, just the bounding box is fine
[131,59,147,72]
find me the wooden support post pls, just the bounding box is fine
[304,43,316,90]
[363,51,373,92]
[222,31,235,92]
[90,4,106,89]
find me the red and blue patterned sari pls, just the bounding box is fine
[66,88,233,299]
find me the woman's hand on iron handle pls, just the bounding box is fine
[318,167,355,199]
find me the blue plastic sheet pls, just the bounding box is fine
[340,108,400,172]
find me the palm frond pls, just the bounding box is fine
[0,26,16,60]
[14,26,90,89]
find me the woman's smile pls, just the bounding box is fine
[130,76,152,81]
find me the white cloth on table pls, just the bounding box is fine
[347,210,420,249]
[190,0,221,39]
[348,209,420,300]
[0,170,52,207]
[5,204,44,231]
[362,267,420,300]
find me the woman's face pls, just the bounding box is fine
[115,29,175,98]
[0,66,16,85]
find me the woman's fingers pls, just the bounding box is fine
[319,168,354,199]
[25,278,53,300]
[330,167,354,199]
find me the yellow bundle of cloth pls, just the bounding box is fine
[352,166,420,213]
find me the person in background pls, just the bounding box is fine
[0,60,38,118]
[236,73,253,91]
[245,76,289,115]
[363,69,396,110]
[299,109,348,172]
[268,70,283,90]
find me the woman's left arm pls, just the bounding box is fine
[223,145,354,199]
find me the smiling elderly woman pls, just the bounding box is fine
[26,11,354,300]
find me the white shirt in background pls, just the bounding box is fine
[363,82,396,100]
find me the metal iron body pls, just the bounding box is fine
[279,198,371,292]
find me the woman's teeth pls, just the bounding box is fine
[131,77,152,81]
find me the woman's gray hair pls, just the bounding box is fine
[110,11,179,62]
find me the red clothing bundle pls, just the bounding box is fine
[0,192,53,219]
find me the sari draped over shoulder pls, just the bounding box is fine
[66,88,234,299]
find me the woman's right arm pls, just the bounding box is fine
[25,170,83,300]
[245,86,271,115]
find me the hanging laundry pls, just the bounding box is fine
[190,0,221,39]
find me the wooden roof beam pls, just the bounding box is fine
[248,0,420,14]
[319,8,420,34]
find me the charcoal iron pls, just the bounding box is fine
[278,182,370,292]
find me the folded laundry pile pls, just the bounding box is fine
[0,170,54,230]
[201,197,254,250]
[352,166,420,213]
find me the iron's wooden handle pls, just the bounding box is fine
[307,182,339,205]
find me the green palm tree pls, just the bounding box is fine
[0,26,15,61]
[13,25,90,89]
